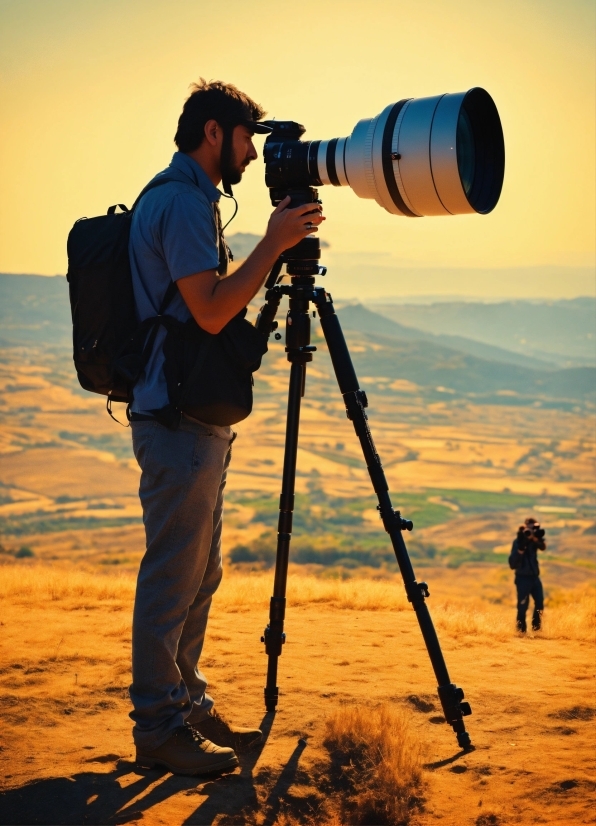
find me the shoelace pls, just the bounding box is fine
[184,724,207,743]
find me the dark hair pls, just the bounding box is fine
[174,79,266,153]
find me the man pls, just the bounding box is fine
[509,517,546,633]
[128,80,325,776]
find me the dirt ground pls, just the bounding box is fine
[0,565,594,826]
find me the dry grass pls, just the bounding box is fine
[1,561,595,826]
[221,571,411,612]
[321,704,425,825]
[541,584,596,641]
[431,591,596,642]
[1,564,594,642]
[0,563,134,603]
[272,705,425,826]
[0,565,411,611]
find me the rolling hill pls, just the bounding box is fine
[1,273,594,408]
[334,303,595,405]
[367,296,596,367]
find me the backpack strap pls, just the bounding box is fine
[158,278,178,314]
[132,171,229,274]
[130,172,193,211]
[138,279,179,365]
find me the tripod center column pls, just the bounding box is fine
[286,276,316,361]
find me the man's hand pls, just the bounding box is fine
[177,198,326,335]
[264,196,325,257]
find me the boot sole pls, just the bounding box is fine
[136,754,239,776]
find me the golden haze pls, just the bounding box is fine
[0,0,594,293]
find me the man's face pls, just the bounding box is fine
[227,125,258,185]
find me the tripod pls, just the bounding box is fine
[254,239,473,750]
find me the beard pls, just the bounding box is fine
[225,155,253,186]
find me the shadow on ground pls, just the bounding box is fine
[0,713,311,825]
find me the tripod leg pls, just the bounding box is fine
[315,292,473,750]
[262,360,305,712]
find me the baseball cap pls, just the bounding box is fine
[242,119,273,134]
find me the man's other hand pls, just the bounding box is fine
[264,196,326,256]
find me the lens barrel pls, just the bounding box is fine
[263,88,504,217]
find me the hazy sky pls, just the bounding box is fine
[1,0,594,298]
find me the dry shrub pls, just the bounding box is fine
[321,704,425,825]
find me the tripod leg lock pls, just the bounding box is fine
[344,389,368,420]
[261,625,286,656]
[437,683,473,748]
[377,505,414,533]
[261,596,287,657]
[405,580,430,605]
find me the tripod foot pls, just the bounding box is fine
[457,730,474,750]
[264,686,279,713]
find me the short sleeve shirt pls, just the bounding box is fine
[129,152,221,414]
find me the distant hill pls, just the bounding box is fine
[1,274,593,408]
[0,274,70,346]
[367,297,596,368]
[337,303,556,370]
[336,304,595,405]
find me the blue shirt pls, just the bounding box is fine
[129,152,221,413]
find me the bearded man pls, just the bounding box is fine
[128,80,324,775]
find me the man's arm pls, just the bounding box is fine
[178,197,325,334]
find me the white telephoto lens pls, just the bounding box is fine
[317,87,504,217]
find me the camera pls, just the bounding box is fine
[263,87,505,218]
[517,522,546,550]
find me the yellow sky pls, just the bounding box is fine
[0,0,594,297]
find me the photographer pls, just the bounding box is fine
[509,517,546,633]
[128,80,324,776]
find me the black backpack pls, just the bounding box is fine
[66,176,181,411]
[66,176,268,428]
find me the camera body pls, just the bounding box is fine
[263,120,320,198]
[264,121,322,273]
[517,522,546,551]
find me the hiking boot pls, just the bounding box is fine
[136,724,239,776]
[186,707,262,753]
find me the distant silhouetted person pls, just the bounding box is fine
[509,517,546,633]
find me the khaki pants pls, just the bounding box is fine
[129,415,234,750]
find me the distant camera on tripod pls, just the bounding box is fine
[263,87,505,217]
